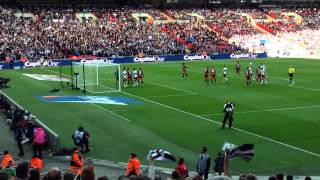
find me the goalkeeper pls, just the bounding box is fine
[221,101,235,129]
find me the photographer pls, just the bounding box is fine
[72,126,91,152]
[222,101,235,129]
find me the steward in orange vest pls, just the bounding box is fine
[126,153,140,176]
[30,155,43,171]
[2,151,14,168]
[69,147,84,174]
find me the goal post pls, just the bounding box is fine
[72,62,121,93]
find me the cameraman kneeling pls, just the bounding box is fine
[72,126,91,152]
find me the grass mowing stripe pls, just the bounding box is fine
[120,90,320,158]
[200,105,320,117]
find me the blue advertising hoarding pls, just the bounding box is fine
[0,52,268,70]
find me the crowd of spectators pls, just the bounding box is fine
[0,7,249,62]
[1,6,320,62]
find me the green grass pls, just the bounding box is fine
[2,58,320,175]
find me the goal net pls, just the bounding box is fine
[72,62,121,93]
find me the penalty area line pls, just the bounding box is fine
[121,91,320,158]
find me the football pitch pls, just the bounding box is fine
[1,58,320,175]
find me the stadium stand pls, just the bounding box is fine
[0,7,319,61]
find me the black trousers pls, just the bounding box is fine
[222,113,233,129]
[83,137,89,151]
[17,140,24,156]
[198,172,209,180]
[75,139,89,152]
[33,143,43,158]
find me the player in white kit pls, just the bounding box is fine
[222,65,229,84]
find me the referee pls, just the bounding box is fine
[288,65,295,86]
[222,101,235,129]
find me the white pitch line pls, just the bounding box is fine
[121,90,320,158]
[201,105,320,117]
[91,103,131,122]
[145,94,196,98]
[145,81,197,95]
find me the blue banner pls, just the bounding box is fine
[0,53,268,70]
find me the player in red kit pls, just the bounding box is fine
[245,67,251,86]
[210,65,216,85]
[182,63,188,79]
[127,68,133,86]
[256,67,261,83]
[137,68,144,86]
[235,61,241,75]
[204,66,209,85]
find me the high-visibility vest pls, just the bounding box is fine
[126,157,140,176]
[69,150,84,174]
[2,154,14,168]
[30,157,43,170]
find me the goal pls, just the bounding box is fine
[72,62,121,93]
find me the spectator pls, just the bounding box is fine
[33,126,46,158]
[63,172,74,180]
[286,175,293,180]
[196,146,210,180]
[30,156,43,171]
[168,171,180,180]
[175,158,188,178]
[213,152,224,175]
[0,172,8,180]
[1,151,14,168]
[133,175,151,180]
[126,153,140,177]
[97,176,109,180]
[117,175,129,180]
[16,163,29,180]
[1,160,15,178]
[43,167,62,180]
[28,169,40,180]
[305,177,312,180]
[276,173,284,180]
[245,174,257,180]
[81,166,95,180]
[268,176,277,180]
[15,121,24,156]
